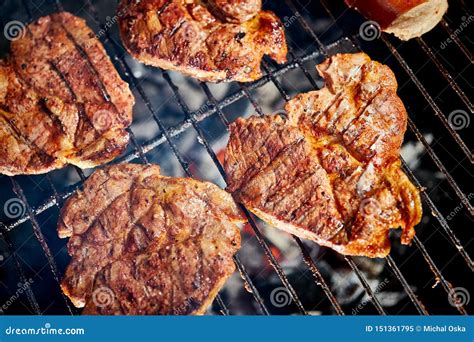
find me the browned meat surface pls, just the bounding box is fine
[59,163,244,315]
[118,0,287,82]
[224,53,422,258]
[0,12,134,176]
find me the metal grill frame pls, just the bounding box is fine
[0,0,471,316]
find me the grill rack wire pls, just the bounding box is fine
[0,0,471,315]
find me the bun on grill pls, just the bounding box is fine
[346,0,448,41]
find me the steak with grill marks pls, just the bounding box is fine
[59,163,244,315]
[118,0,287,82]
[0,12,134,176]
[224,53,422,258]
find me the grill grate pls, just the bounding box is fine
[304,0,471,315]
[0,0,471,315]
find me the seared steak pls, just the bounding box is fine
[59,163,244,315]
[0,12,134,176]
[118,0,287,82]
[224,53,422,258]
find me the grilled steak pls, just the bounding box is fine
[59,163,244,315]
[224,53,422,258]
[118,0,287,82]
[0,12,134,176]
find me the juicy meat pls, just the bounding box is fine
[207,0,262,22]
[0,12,134,176]
[59,163,244,315]
[118,0,287,82]
[224,53,422,258]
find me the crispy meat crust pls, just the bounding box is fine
[0,12,134,175]
[118,0,287,82]
[224,53,422,258]
[59,163,244,315]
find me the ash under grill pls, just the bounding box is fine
[0,0,472,316]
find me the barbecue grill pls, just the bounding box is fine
[0,0,472,316]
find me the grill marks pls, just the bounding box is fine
[0,12,134,175]
[225,53,422,258]
[226,115,344,241]
[59,164,244,315]
[118,0,287,82]
[226,116,303,193]
[38,97,68,136]
[58,22,116,107]
[49,21,117,139]
[0,110,57,171]
[48,60,97,145]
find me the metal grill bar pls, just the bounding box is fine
[241,207,309,314]
[233,253,269,315]
[380,35,472,163]
[202,81,334,315]
[70,0,470,316]
[440,19,473,63]
[416,37,473,112]
[457,0,472,15]
[45,174,63,209]
[73,166,87,183]
[1,6,38,310]
[258,58,349,315]
[344,257,386,315]
[2,47,326,232]
[265,36,388,314]
[412,235,467,315]
[160,69,308,315]
[261,62,290,101]
[213,295,229,316]
[230,60,345,314]
[80,0,280,314]
[400,158,473,271]
[290,0,435,315]
[160,71,227,177]
[0,0,470,316]
[313,0,473,164]
[199,83,230,126]
[292,237,345,314]
[317,1,474,187]
[385,255,428,315]
[330,0,472,311]
[126,127,149,164]
[269,43,461,314]
[0,229,41,315]
[78,0,246,316]
[284,0,329,57]
[265,42,388,314]
[295,0,471,309]
[10,179,74,314]
[407,116,473,218]
[240,84,265,116]
[286,51,319,89]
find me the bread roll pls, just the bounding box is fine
[346,0,448,40]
